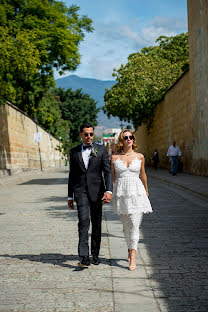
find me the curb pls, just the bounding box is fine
[148,173,208,201]
[0,167,68,187]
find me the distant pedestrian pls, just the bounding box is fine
[152,149,159,170]
[167,141,182,175]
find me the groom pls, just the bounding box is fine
[68,123,113,267]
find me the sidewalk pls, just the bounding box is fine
[1,165,207,200]
[104,206,159,312]
[0,167,68,187]
[0,169,159,312]
[1,169,208,311]
[146,167,208,200]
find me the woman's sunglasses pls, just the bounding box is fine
[123,135,134,141]
[84,132,94,137]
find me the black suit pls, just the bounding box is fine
[68,143,113,257]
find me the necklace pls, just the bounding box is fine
[121,150,134,156]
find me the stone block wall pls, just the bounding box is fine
[0,102,65,175]
[135,1,208,176]
[187,0,208,175]
[135,70,195,173]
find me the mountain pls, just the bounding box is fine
[56,75,114,108]
[55,75,123,134]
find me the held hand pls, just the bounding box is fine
[68,199,74,210]
[102,192,112,204]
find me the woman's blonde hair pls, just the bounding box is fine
[116,129,138,153]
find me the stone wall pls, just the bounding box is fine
[135,0,208,176]
[135,70,194,173]
[187,0,208,175]
[0,102,65,176]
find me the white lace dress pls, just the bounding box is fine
[113,157,152,250]
[113,157,152,215]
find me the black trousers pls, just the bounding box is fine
[76,189,102,257]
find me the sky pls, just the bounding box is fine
[55,0,188,81]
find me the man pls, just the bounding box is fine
[68,123,113,267]
[167,140,182,175]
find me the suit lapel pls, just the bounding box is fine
[77,144,86,172]
[87,142,97,170]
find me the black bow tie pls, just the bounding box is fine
[83,145,92,150]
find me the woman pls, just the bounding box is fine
[111,129,152,270]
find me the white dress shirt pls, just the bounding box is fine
[81,144,92,170]
[167,145,182,157]
[68,144,112,200]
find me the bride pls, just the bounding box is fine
[111,129,152,270]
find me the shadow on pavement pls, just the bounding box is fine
[140,180,208,311]
[42,196,68,202]
[44,205,77,220]
[0,253,127,271]
[32,196,122,228]
[18,178,68,185]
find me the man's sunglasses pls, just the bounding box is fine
[84,132,94,137]
[123,135,134,141]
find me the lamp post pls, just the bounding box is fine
[59,136,62,167]
[34,117,42,171]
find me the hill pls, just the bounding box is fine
[55,75,122,133]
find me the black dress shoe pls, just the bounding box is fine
[92,256,100,265]
[78,256,90,267]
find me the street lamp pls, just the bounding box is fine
[59,136,62,168]
[34,116,42,171]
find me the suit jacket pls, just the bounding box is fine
[68,143,113,202]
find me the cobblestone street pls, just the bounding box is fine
[140,177,208,311]
[0,169,208,311]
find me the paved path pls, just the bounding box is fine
[147,167,208,199]
[0,169,208,311]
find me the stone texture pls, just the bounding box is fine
[0,102,64,175]
[1,169,208,311]
[135,71,193,174]
[135,1,208,176]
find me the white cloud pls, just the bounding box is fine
[141,26,177,45]
[150,16,187,31]
[89,58,123,80]
[54,15,188,81]
[120,25,144,45]
[140,16,187,46]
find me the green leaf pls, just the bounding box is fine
[103,33,189,129]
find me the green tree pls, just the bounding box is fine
[35,89,69,137]
[103,33,189,129]
[0,26,40,105]
[56,88,99,143]
[0,0,93,114]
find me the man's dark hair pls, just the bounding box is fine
[80,123,94,133]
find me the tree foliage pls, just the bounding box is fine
[103,33,189,129]
[56,88,99,143]
[35,89,69,138]
[33,87,98,155]
[0,26,40,105]
[0,0,93,115]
